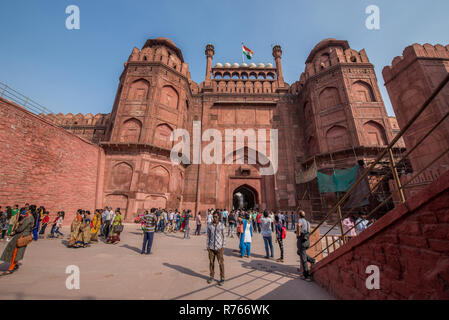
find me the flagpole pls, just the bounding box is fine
[241,42,244,64]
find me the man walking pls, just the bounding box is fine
[103,207,113,239]
[206,212,226,286]
[297,210,315,281]
[141,208,157,254]
[195,212,202,235]
[184,210,192,239]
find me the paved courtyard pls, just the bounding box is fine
[0,223,333,300]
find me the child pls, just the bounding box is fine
[39,211,50,237]
[51,212,64,238]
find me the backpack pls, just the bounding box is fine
[281,226,287,239]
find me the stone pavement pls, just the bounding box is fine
[0,224,334,300]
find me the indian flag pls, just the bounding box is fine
[242,44,254,60]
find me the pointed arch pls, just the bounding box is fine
[319,87,341,109]
[161,85,179,109]
[352,80,375,102]
[128,78,150,101]
[148,165,170,193]
[326,125,351,151]
[119,118,142,143]
[363,121,387,146]
[153,123,174,149]
[110,162,133,190]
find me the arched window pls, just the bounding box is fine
[119,118,142,143]
[319,87,341,109]
[148,166,170,193]
[111,162,133,190]
[128,79,150,101]
[363,121,387,146]
[153,123,173,149]
[353,81,375,102]
[326,125,351,151]
[161,86,179,109]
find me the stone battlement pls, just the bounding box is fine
[40,112,110,127]
[126,37,191,79]
[382,43,449,83]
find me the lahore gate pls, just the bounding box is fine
[2,37,449,223]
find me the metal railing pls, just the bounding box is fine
[0,82,64,125]
[310,73,449,260]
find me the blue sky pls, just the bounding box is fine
[0,0,448,116]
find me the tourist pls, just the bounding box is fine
[252,211,258,233]
[195,212,202,235]
[183,210,192,239]
[68,210,83,248]
[227,211,236,238]
[297,210,315,281]
[103,206,114,238]
[80,212,92,247]
[270,211,275,233]
[50,212,64,238]
[261,211,274,259]
[222,208,228,227]
[206,211,226,286]
[291,211,296,230]
[90,209,102,241]
[206,210,213,225]
[7,205,20,238]
[169,209,175,232]
[274,215,284,262]
[1,207,9,240]
[343,216,357,240]
[239,213,253,258]
[141,208,157,254]
[107,209,123,244]
[0,208,34,276]
[175,211,181,231]
[100,207,108,237]
[355,213,371,235]
[38,211,50,237]
[256,211,262,233]
[156,208,163,232]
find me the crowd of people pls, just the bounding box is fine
[0,203,372,283]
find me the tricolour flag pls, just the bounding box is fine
[242,44,254,60]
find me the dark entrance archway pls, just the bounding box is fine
[232,185,258,210]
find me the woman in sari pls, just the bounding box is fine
[79,211,91,247]
[1,208,35,276]
[90,209,102,242]
[7,206,19,237]
[68,210,83,248]
[107,210,123,244]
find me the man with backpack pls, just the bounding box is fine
[297,210,315,281]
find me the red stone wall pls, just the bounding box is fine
[312,169,449,299]
[383,44,449,189]
[0,97,104,224]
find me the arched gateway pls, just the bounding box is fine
[232,184,259,210]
